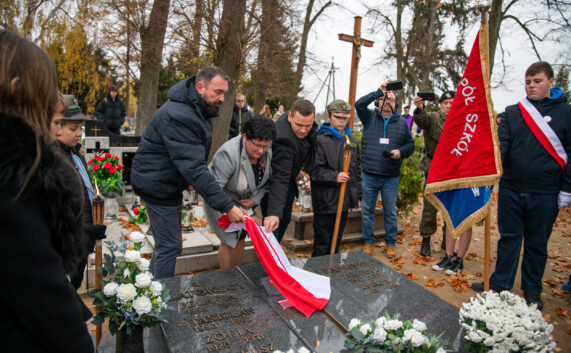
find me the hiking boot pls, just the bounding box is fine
[471,281,509,293]
[385,246,396,258]
[445,257,464,275]
[432,254,454,271]
[420,237,431,257]
[524,292,543,310]
[362,245,373,255]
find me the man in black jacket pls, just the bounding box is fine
[229,93,253,139]
[262,99,317,242]
[95,85,125,134]
[131,66,244,279]
[472,62,571,310]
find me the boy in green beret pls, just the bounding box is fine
[57,95,106,289]
[310,100,361,257]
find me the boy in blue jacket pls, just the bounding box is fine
[310,100,361,257]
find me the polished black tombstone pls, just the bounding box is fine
[159,269,312,352]
[238,252,466,352]
[97,252,466,352]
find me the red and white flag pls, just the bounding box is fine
[218,214,330,317]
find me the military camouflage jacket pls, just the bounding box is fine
[412,109,447,172]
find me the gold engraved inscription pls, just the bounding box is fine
[240,342,277,353]
[170,283,246,301]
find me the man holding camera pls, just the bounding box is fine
[356,82,414,257]
[413,91,455,257]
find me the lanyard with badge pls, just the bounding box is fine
[380,115,391,145]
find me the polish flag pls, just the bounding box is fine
[218,214,330,317]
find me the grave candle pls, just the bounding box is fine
[91,180,104,347]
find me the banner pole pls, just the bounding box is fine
[478,1,491,291]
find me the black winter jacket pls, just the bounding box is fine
[499,91,571,194]
[356,89,414,177]
[229,105,253,139]
[95,93,125,131]
[310,125,361,214]
[131,77,234,212]
[0,114,94,353]
[266,113,317,218]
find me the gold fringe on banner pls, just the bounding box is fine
[424,24,503,239]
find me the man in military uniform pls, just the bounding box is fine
[412,91,455,257]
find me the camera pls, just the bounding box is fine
[382,150,394,158]
[417,92,436,101]
[386,81,403,91]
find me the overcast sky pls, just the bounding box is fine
[301,1,570,115]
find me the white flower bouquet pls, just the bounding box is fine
[344,312,448,353]
[459,290,556,353]
[88,232,170,334]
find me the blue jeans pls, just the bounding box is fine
[490,187,559,295]
[145,201,182,279]
[361,172,399,246]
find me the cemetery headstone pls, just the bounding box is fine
[85,120,141,186]
[158,252,467,352]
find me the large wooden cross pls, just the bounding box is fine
[338,16,374,129]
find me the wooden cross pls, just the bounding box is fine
[338,16,374,129]
[91,125,101,136]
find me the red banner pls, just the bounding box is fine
[426,32,501,187]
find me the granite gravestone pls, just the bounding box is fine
[158,251,467,353]
[85,120,140,185]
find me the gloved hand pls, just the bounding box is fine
[86,224,107,240]
[558,191,571,208]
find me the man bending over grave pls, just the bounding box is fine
[262,100,318,242]
[131,66,244,279]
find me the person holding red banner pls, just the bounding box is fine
[413,91,454,257]
[472,62,571,310]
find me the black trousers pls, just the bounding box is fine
[312,211,348,257]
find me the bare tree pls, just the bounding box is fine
[289,0,333,102]
[135,0,171,135]
[489,0,571,75]
[367,0,470,103]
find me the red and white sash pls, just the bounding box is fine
[518,98,567,170]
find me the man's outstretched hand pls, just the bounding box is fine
[263,215,279,233]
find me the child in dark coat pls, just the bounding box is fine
[57,94,106,289]
[310,100,361,257]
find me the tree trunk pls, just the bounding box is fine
[209,0,246,161]
[488,0,503,75]
[253,0,277,114]
[135,0,171,135]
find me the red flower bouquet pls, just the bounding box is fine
[88,153,125,196]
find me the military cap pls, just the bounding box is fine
[63,95,88,120]
[439,90,455,103]
[326,99,352,117]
